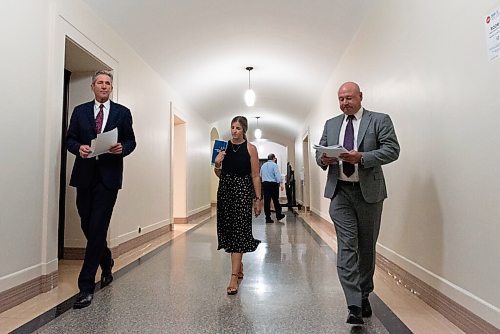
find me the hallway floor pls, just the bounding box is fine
[1,211,463,333]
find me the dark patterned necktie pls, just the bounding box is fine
[343,115,355,177]
[96,104,104,133]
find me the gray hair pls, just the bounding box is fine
[92,70,113,84]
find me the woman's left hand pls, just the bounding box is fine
[253,200,262,217]
[214,150,226,166]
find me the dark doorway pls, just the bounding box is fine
[58,69,71,259]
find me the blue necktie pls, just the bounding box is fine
[343,115,355,177]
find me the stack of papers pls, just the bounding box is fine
[313,144,348,158]
[88,128,118,158]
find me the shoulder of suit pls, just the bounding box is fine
[73,101,94,112]
[326,114,342,123]
[363,109,389,118]
[110,100,130,111]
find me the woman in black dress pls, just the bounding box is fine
[213,116,262,295]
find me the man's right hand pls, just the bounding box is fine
[320,153,338,166]
[79,145,92,158]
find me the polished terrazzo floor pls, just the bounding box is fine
[2,209,465,334]
[29,213,404,333]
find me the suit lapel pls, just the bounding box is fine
[85,102,97,137]
[104,101,118,132]
[331,115,344,145]
[357,109,372,147]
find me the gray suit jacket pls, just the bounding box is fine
[316,109,400,203]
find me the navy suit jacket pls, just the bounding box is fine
[66,100,136,190]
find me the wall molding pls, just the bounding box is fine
[376,253,499,334]
[63,247,86,260]
[0,271,58,313]
[188,204,211,217]
[62,207,211,260]
[188,207,211,222]
[112,224,173,257]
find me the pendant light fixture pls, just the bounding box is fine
[244,66,256,107]
[254,116,262,139]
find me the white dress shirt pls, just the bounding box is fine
[338,107,363,182]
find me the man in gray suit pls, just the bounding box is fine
[316,82,399,324]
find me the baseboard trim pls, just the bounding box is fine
[64,224,173,260]
[173,217,188,224]
[62,208,212,259]
[0,271,58,313]
[376,254,499,334]
[309,211,499,333]
[112,224,173,257]
[63,247,86,260]
[187,207,211,222]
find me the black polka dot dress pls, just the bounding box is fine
[217,141,261,253]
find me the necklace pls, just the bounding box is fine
[231,141,244,153]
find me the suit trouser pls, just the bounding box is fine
[262,181,282,219]
[76,180,118,293]
[329,181,383,308]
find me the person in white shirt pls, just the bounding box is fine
[260,153,285,223]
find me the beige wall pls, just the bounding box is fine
[0,0,51,290]
[0,0,211,293]
[302,0,500,327]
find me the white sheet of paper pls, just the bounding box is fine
[88,128,118,158]
[313,144,348,158]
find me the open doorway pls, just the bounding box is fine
[301,134,311,212]
[210,128,220,206]
[59,37,111,259]
[172,112,187,223]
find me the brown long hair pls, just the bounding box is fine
[231,116,248,140]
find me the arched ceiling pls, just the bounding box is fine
[82,0,371,143]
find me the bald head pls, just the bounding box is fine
[338,82,363,115]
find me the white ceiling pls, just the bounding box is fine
[82,0,370,143]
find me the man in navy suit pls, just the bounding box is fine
[66,70,136,309]
[316,82,399,324]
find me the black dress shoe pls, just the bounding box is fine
[101,259,114,288]
[276,213,285,221]
[265,219,274,224]
[101,273,113,288]
[346,306,364,324]
[362,298,372,317]
[73,292,93,309]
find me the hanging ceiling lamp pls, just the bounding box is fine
[254,116,262,139]
[244,66,256,107]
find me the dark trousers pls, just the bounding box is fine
[76,180,118,293]
[262,181,282,220]
[285,182,295,208]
